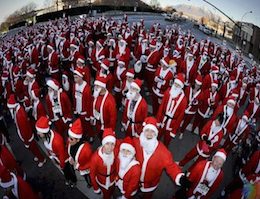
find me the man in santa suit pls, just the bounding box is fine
[180,53,198,87]
[58,33,70,71]
[0,165,39,199]
[230,60,245,82]
[90,128,119,199]
[115,137,141,199]
[96,58,114,93]
[7,94,46,167]
[47,43,60,81]
[145,39,163,93]
[123,27,133,48]
[246,96,260,129]
[201,66,219,91]
[72,67,94,141]
[90,39,107,73]
[121,68,135,108]
[45,79,72,139]
[176,149,226,199]
[69,41,81,70]
[179,75,203,139]
[249,82,260,105]
[133,117,186,199]
[122,79,148,137]
[175,37,185,59]
[192,80,220,133]
[179,114,224,168]
[222,112,250,152]
[76,55,91,85]
[133,38,149,64]
[157,74,188,147]
[24,68,39,101]
[35,116,77,186]
[92,76,117,139]
[238,77,250,107]
[152,56,174,115]
[67,119,93,188]
[29,41,40,70]
[196,51,210,77]
[113,37,131,67]
[218,75,239,103]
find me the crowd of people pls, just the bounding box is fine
[0,14,259,199]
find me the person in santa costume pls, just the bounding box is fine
[249,82,260,105]
[7,94,46,167]
[0,165,39,199]
[113,37,131,67]
[196,51,210,77]
[121,68,135,108]
[179,114,224,168]
[47,43,60,81]
[157,73,188,147]
[115,137,141,199]
[151,56,174,115]
[67,119,92,188]
[132,117,186,199]
[222,111,250,152]
[237,77,250,108]
[35,116,77,186]
[176,149,226,199]
[218,75,239,103]
[76,55,91,85]
[201,66,219,91]
[179,75,203,139]
[92,76,117,139]
[246,96,260,129]
[24,68,39,101]
[45,79,72,139]
[180,53,198,87]
[90,128,119,199]
[90,39,107,73]
[72,67,94,141]
[122,79,148,137]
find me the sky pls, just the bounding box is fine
[0,0,260,27]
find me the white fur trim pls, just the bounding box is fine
[7,103,17,109]
[101,63,109,70]
[131,82,141,91]
[211,82,218,88]
[143,124,158,135]
[214,151,226,161]
[118,60,125,66]
[161,59,169,67]
[70,43,78,49]
[227,99,236,105]
[94,80,106,88]
[0,177,14,188]
[120,143,135,155]
[126,72,134,78]
[46,80,59,91]
[195,79,202,85]
[77,58,85,64]
[73,70,83,78]
[174,79,184,88]
[102,135,116,145]
[68,129,82,139]
[36,126,49,134]
[175,173,184,186]
[26,71,35,78]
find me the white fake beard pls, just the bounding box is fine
[119,152,133,170]
[102,152,114,166]
[140,132,157,154]
[48,90,54,99]
[126,90,136,100]
[9,109,15,119]
[211,121,221,133]
[226,106,234,116]
[93,87,101,98]
[119,43,126,55]
[240,119,247,129]
[62,77,70,91]
[170,85,181,98]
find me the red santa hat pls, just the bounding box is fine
[229,75,236,83]
[149,39,156,48]
[118,56,125,66]
[1,71,9,81]
[26,68,36,78]
[231,88,239,98]
[31,89,41,100]
[12,67,21,78]
[36,116,51,134]
[77,55,85,64]
[213,148,227,161]
[143,117,158,136]
[227,96,236,106]
[120,137,135,155]
[0,165,14,188]
[47,43,55,50]
[126,68,135,78]
[73,67,84,78]
[242,111,249,121]
[46,79,61,91]
[100,59,110,70]
[161,56,170,67]
[7,94,17,109]
[134,60,142,73]
[68,119,83,139]
[94,76,107,88]
[195,75,203,85]
[131,78,142,92]
[211,66,219,73]
[102,128,116,146]
[70,40,78,49]
[174,73,185,88]
[211,80,218,88]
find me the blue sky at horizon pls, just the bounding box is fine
[0,0,259,27]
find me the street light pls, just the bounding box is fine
[241,11,253,22]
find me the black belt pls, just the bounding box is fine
[129,119,142,124]
[98,170,115,177]
[165,114,174,119]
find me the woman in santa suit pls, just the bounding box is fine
[175,149,226,199]
[115,137,141,199]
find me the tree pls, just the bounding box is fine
[164,6,176,13]
[150,0,160,10]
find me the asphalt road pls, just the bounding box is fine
[0,14,243,199]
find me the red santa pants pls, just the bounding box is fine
[27,140,45,162]
[101,185,115,199]
[144,70,155,93]
[179,145,206,168]
[180,113,195,134]
[191,112,208,133]
[151,92,162,115]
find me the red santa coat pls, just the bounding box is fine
[195,56,210,77]
[32,100,47,121]
[90,47,107,72]
[93,91,117,132]
[218,82,238,102]
[68,142,92,174]
[48,50,59,75]
[184,87,203,115]
[246,102,260,122]
[90,146,119,191]
[113,45,131,66]
[249,86,260,104]
[116,158,141,198]
[122,96,148,137]
[15,78,27,102]
[146,49,163,72]
[45,91,72,123]
[134,43,150,61]
[211,105,237,135]
[114,66,127,93]
[180,59,198,86]
[197,120,224,158]
[187,160,224,199]
[14,105,34,147]
[44,130,68,169]
[227,118,250,145]
[27,79,40,100]
[30,46,39,68]
[201,74,216,91]
[133,138,182,192]
[96,71,114,93]
[59,40,70,61]
[157,89,187,136]
[238,86,249,106]
[152,67,174,98]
